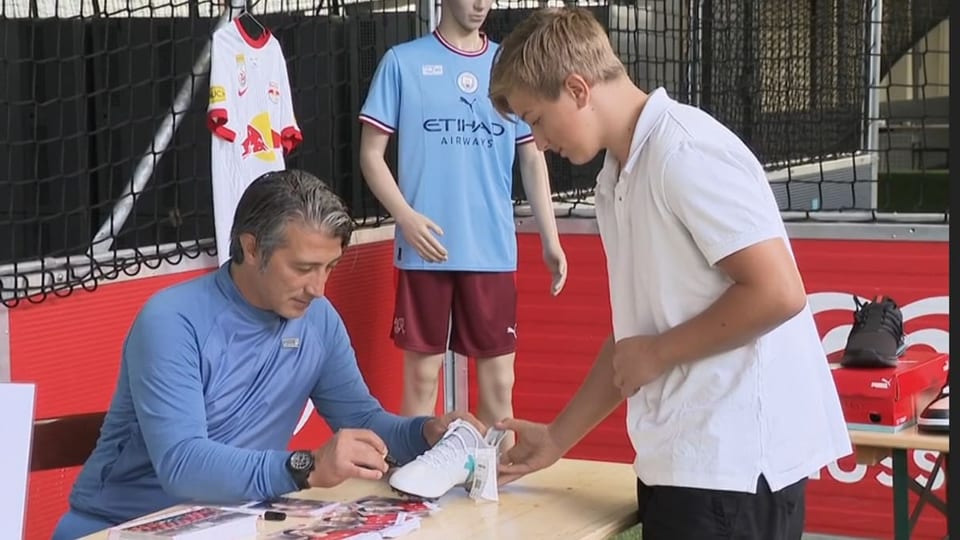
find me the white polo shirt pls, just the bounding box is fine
[595,88,851,493]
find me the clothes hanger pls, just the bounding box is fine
[236,0,267,40]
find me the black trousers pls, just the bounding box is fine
[636,475,807,540]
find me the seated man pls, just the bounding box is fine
[53,169,481,539]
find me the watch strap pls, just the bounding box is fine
[286,450,315,490]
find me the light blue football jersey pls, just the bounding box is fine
[359,32,534,272]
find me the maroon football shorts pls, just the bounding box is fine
[390,269,517,358]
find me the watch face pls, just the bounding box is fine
[290,451,313,472]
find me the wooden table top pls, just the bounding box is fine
[82,457,639,540]
[849,425,950,453]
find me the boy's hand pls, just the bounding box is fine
[395,210,447,263]
[542,243,567,296]
[612,335,669,398]
[495,418,563,485]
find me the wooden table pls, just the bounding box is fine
[82,458,638,540]
[849,426,950,540]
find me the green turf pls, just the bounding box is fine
[876,169,949,213]
[609,524,642,540]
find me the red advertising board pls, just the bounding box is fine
[797,239,949,540]
[495,233,950,540]
[6,231,949,540]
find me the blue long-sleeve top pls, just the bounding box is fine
[68,263,431,524]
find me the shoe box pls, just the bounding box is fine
[828,349,949,432]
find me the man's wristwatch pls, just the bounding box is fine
[286,450,315,490]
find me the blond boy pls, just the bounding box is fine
[489,8,851,539]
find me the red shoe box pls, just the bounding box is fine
[828,349,949,432]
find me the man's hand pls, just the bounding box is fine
[423,410,487,447]
[611,335,669,398]
[308,428,389,488]
[395,210,447,263]
[542,242,567,296]
[495,418,564,485]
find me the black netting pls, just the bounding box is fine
[0,0,418,306]
[497,0,948,217]
[0,0,949,306]
[700,0,866,166]
[876,0,949,213]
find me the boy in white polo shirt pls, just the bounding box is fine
[487,7,851,539]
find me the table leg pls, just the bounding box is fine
[893,449,910,540]
[908,453,948,527]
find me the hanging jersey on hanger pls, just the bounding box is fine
[207,18,302,265]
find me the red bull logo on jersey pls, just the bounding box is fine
[241,111,280,162]
[268,82,281,104]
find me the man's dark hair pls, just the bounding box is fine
[229,169,354,268]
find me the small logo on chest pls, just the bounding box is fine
[282,337,300,349]
[459,96,477,113]
[457,71,479,93]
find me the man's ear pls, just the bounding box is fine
[564,74,591,109]
[239,233,258,264]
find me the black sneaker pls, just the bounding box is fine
[918,383,949,433]
[840,295,905,368]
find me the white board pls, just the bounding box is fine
[0,383,36,540]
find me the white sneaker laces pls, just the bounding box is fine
[416,422,483,468]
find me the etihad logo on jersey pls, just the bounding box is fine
[422,97,505,148]
[241,112,280,162]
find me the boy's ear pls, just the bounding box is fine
[564,74,591,108]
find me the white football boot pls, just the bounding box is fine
[389,419,504,499]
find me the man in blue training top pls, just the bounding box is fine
[358,0,567,450]
[52,170,483,539]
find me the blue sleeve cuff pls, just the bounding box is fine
[394,416,431,466]
[267,449,300,497]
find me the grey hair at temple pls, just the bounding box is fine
[228,169,354,268]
